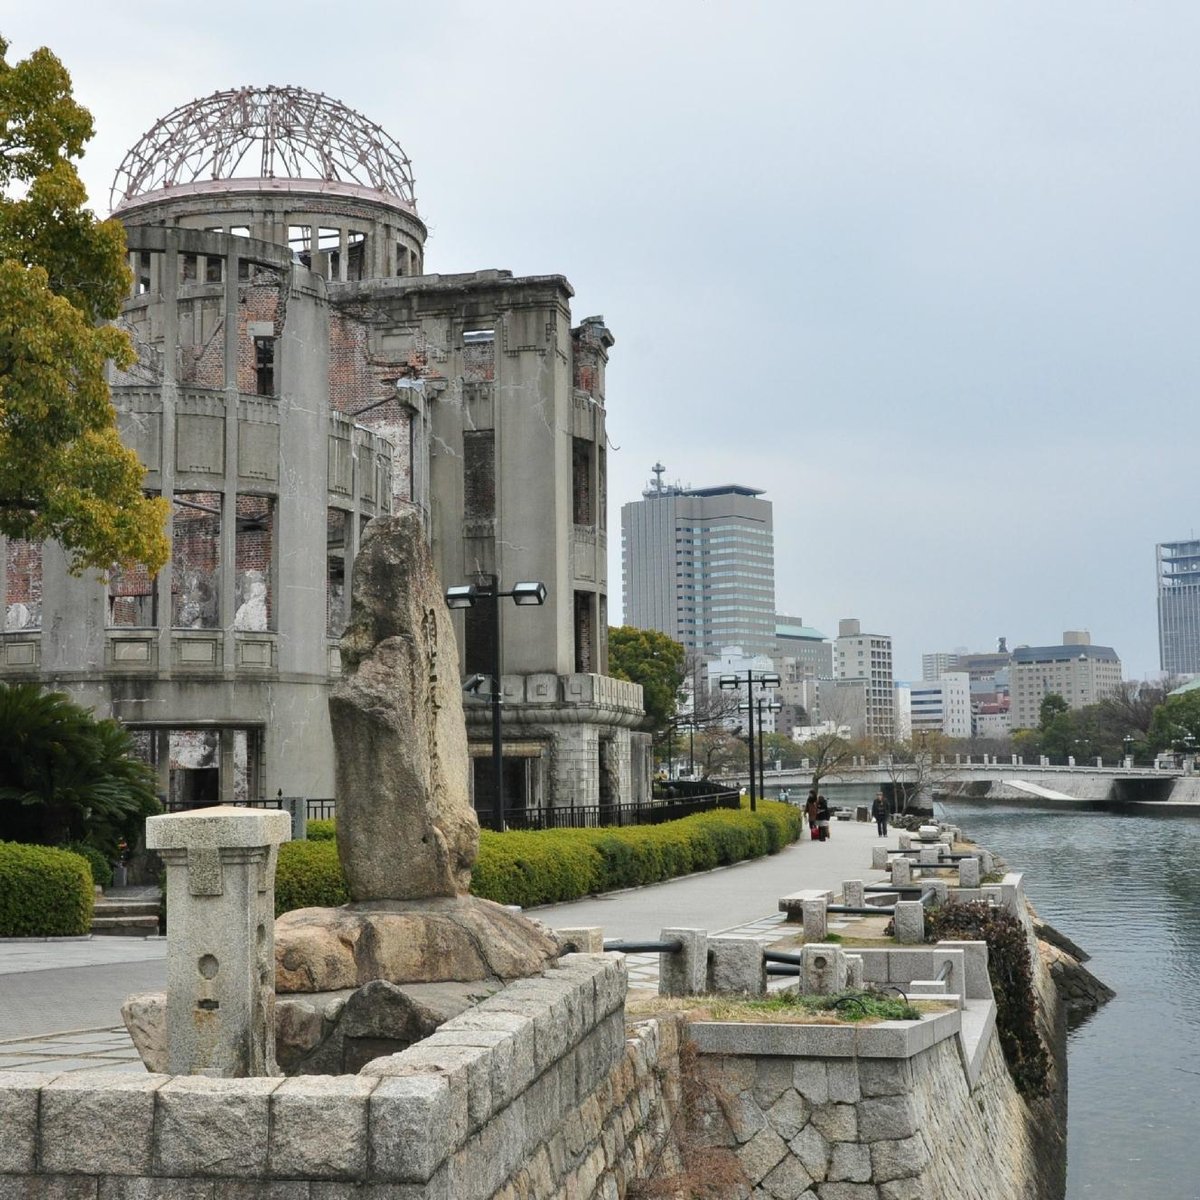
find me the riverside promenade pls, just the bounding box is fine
[0,817,890,1071]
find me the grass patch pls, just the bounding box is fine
[626,990,943,1025]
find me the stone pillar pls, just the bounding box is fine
[801,899,828,942]
[659,928,707,997]
[145,806,291,1076]
[893,901,925,944]
[892,857,913,887]
[554,926,605,953]
[800,945,847,994]
[842,880,865,908]
[918,846,940,866]
[958,857,981,888]
[898,833,912,850]
[706,938,766,996]
[871,846,889,870]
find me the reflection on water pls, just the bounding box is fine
[939,803,1200,1199]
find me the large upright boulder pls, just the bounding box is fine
[330,511,479,900]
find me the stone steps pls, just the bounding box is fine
[91,900,160,937]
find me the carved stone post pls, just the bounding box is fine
[146,806,291,1076]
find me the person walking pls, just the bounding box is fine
[805,791,819,841]
[871,791,889,838]
[815,793,831,842]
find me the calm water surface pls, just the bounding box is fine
[938,802,1200,1199]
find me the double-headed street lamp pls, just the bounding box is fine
[718,669,780,811]
[445,578,547,832]
[741,695,782,803]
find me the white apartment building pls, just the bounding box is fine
[834,618,894,741]
[909,671,971,738]
[705,646,781,734]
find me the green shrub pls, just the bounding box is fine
[0,842,94,936]
[275,840,349,916]
[272,800,803,915]
[924,900,1050,1098]
[306,819,336,842]
[60,841,112,890]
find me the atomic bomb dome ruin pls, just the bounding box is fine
[0,85,648,817]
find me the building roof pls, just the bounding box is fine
[1011,644,1120,664]
[1168,676,1200,695]
[682,484,765,498]
[776,623,828,642]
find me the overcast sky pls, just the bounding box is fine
[6,2,1197,680]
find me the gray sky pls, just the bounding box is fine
[6,2,1196,680]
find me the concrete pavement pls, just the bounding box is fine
[0,816,892,1070]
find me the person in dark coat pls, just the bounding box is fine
[815,794,831,842]
[805,791,819,840]
[871,791,889,837]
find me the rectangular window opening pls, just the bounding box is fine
[4,538,43,630]
[172,492,221,629]
[254,337,275,396]
[327,509,348,639]
[234,495,274,632]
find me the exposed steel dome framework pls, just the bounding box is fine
[110,85,416,211]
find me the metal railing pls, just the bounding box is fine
[163,797,335,821]
[486,792,741,831]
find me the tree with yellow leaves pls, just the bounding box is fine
[0,36,167,574]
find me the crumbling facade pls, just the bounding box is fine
[0,86,645,811]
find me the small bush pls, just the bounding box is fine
[60,842,112,890]
[274,800,803,915]
[925,900,1050,1098]
[0,842,94,936]
[275,840,349,916]
[306,819,336,842]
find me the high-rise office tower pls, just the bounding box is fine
[1158,540,1200,675]
[621,466,776,661]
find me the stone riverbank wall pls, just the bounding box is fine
[0,905,1070,1199]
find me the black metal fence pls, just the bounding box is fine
[163,797,335,821]
[485,791,741,831]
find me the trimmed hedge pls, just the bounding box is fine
[60,842,113,890]
[306,819,336,842]
[0,842,94,936]
[274,840,349,916]
[274,799,801,915]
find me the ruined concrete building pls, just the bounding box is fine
[0,86,646,812]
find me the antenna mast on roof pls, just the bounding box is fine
[651,462,666,494]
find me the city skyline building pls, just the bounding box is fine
[909,671,972,738]
[1157,540,1200,676]
[1009,631,1122,729]
[833,617,894,741]
[621,468,776,662]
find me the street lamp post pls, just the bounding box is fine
[719,669,781,812]
[445,577,547,832]
[1123,734,1134,768]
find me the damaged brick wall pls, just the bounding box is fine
[234,495,274,631]
[4,539,42,630]
[171,493,221,628]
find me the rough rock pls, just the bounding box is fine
[330,511,479,901]
[126,978,504,1076]
[121,992,168,1073]
[274,896,559,993]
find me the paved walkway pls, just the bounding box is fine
[0,818,892,1071]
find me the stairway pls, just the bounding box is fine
[90,890,162,937]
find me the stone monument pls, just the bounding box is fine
[269,512,558,1068]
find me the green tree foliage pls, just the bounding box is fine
[0,682,159,856]
[1148,690,1200,752]
[0,37,168,572]
[608,625,686,732]
[1038,693,1069,729]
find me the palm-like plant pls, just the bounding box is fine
[0,683,159,854]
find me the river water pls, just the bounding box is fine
[935,801,1200,1199]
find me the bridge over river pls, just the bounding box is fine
[715,759,1200,807]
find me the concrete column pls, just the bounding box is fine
[218,731,236,805]
[871,846,889,870]
[842,880,865,908]
[800,944,847,994]
[801,899,827,942]
[958,857,981,888]
[893,901,925,944]
[706,937,765,996]
[145,806,290,1076]
[155,730,171,807]
[659,928,707,997]
[338,228,348,282]
[892,857,912,886]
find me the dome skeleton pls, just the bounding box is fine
[110,86,416,212]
